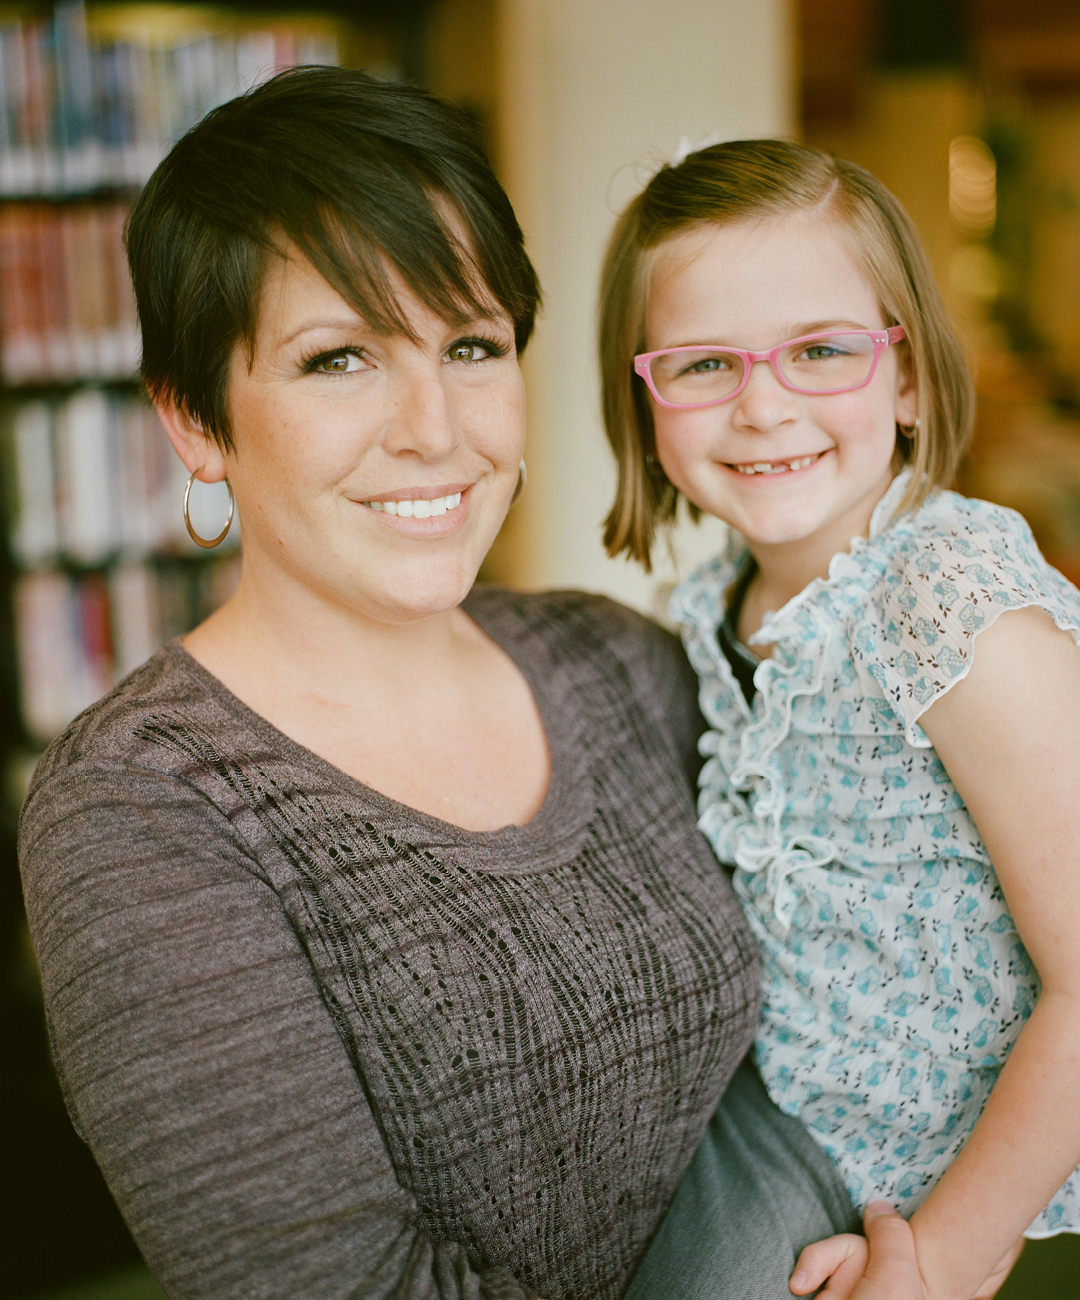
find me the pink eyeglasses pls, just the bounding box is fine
[633,326,906,409]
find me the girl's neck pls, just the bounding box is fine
[736,472,896,645]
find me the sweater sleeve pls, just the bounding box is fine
[19,759,537,1300]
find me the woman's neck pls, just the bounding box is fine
[179,554,552,832]
[184,555,474,714]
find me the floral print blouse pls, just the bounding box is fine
[672,472,1080,1235]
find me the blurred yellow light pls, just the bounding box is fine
[949,136,996,233]
[949,245,1001,301]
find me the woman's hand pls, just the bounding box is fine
[790,1204,1023,1300]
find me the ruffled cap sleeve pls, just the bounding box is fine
[852,493,1080,746]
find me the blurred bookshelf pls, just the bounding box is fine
[0,3,428,1296]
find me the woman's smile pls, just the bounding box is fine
[208,245,525,624]
[360,482,471,532]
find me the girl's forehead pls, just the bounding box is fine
[645,212,884,338]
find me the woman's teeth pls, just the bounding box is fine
[733,454,820,476]
[366,492,462,518]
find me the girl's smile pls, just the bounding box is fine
[645,212,917,582]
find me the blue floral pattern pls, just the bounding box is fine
[672,473,1080,1235]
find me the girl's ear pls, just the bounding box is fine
[893,343,918,430]
[154,397,229,484]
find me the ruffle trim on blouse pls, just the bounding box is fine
[682,476,922,925]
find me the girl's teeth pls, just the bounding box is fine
[734,454,819,475]
[367,492,462,516]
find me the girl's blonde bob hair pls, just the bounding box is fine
[600,138,974,570]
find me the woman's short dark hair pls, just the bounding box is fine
[126,66,541,449]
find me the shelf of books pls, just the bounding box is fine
[0,1,403,775]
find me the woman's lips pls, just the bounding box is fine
[355,483,474,532]
[365,491,462,518]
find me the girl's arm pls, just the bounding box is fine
[796,603,1080,1300]
[905,603,1080,1299]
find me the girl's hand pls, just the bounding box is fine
[848,1204,927,1300]
[790,1232,869,1298]
[791,1207,1024,1300]
[970,1238,1024,1299]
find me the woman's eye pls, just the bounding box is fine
[449,340,488,361]
[444,338,504,364]
[311,350,364,374]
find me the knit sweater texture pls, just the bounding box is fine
[20,587,758,1300]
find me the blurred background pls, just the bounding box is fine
[1,1,1078,1296]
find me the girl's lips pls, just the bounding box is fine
[724,450,829,476]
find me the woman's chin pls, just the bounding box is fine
[350,557,484,627]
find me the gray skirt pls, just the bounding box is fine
[625,1059,862,1300]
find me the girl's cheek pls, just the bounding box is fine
[655,409,710,460]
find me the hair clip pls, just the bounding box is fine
[672,132,728,167]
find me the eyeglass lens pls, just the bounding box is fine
[647,332,879,405]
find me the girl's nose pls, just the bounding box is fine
[730,357,800,433]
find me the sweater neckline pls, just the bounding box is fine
[160,591,594,875]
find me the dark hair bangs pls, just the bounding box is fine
[127,68,540,450]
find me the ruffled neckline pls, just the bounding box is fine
[671,470,923,924]
[671,469,918,649]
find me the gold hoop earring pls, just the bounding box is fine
[184,467,235,548]
[511,458,527,506]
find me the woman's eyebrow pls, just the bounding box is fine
[279,317,367,347]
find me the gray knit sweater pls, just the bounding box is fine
[19,588,758,1300]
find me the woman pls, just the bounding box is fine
[20,69,917,1299]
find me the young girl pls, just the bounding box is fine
[600,138,1080,1299]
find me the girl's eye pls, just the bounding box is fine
[801,344,846,361]
[680,354,730,376]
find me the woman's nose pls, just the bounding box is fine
[382,361,461,459]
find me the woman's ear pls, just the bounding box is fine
[154,397,229,484]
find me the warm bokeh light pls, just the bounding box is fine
[949,134,997,232]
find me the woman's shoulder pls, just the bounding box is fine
[465,584,703,758]
[465,583,685,674]
[24,640,231,812]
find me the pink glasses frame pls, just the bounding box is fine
[633,326,907,409]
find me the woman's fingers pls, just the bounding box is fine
[790,1233,868,1296]
[850,1202,928,1300]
